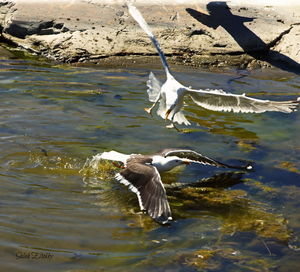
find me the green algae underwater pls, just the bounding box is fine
[0,49,300,272]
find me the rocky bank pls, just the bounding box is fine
[0,0,300,71]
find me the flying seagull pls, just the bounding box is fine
[127,4,300,128]
[98,148,252,224]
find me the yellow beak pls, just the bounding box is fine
[182,160,191,165]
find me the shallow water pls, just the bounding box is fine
[0,50,300,272]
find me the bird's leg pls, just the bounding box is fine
[172,122,181,132]
[166,112,181,132]
[166,122,181,132]
[144,94,161,116]
[144,103,155,116]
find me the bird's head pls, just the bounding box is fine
[152,155,190,172]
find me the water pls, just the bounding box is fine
[0,50,299,272]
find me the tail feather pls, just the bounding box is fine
[172,111,191,125]
[157,102,190,125]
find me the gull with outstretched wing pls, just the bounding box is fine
[97,148,251,224]
[128,4,299,129]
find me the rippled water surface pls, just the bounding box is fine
[0,51,300,272]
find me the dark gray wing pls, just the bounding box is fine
[187,88,299,113]
[162,149,252,170]
[115,158,172,224]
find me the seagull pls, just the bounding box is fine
[98,148,252,224]
[127,4,300,129]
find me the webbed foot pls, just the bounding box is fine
[144,107,153,116]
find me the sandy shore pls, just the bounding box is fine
[0,0,299,71]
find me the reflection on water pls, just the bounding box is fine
[0,51,300,271]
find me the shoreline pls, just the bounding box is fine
[1,0,300,72]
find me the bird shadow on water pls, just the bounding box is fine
[186,1,300,75]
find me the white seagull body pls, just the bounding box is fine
[128,4,300,128]
[98,148,252,224]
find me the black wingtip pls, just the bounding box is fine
[154,215,173,225]
[222,161,254,171]
[239,161,254,171]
